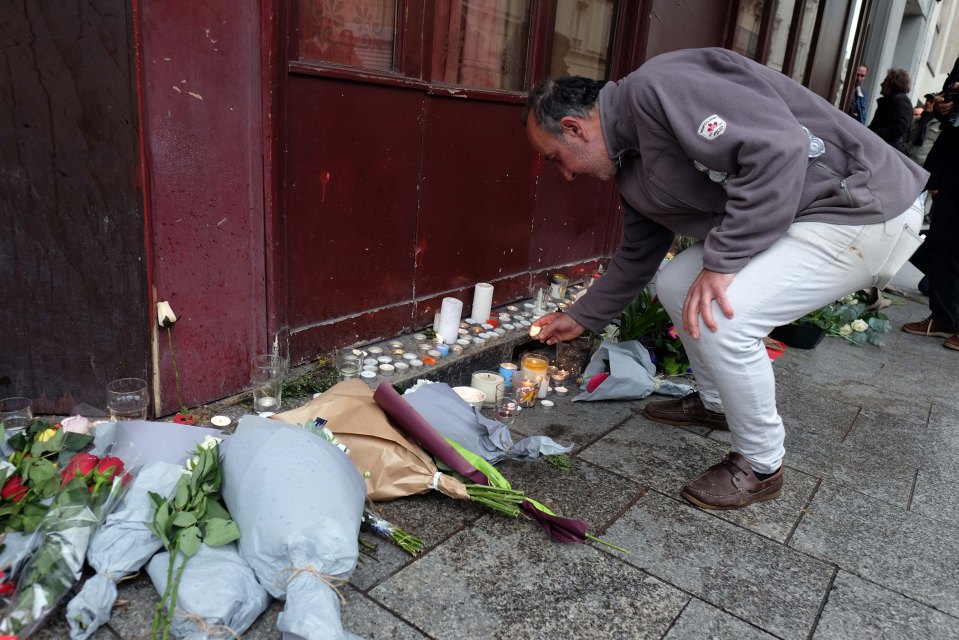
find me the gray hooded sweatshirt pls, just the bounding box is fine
[568,47,929,332]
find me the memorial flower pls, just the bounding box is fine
[796,291,892,346]
[0,452,130,636]
[148,437,240,640]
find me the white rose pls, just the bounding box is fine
[61,415,92,435]
[839,324,853,337]
[156,300,177,327]
[198,435,221,450]
[851,319,868,333]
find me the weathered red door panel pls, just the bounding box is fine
[285,77,423,326]
[415,97,538,297]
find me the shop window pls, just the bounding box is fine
[766,0,796,72]
[431,1,530,91]
[732,0,765,59]
[552,0,615,79]
[789,0,819,82]
[295,0,397,71]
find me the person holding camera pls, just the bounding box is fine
[526,48,927,510]
[903,56,959,351]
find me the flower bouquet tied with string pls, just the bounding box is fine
[147,435,240,639]
[221,416,367,640]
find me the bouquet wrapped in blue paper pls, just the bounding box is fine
[221,416,366,640]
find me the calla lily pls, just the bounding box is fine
[156,300,177,327]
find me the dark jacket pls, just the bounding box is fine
[568,48,929,332]
[924,57,959,192]
[868,92,913,153]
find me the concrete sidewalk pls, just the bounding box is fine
[36,265,959,639]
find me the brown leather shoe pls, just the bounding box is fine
[681,453,783,510]
[643,392,729,430]
[945,335,959,351]
[903,316,959,338]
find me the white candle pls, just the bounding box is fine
[438,297,463,346]
[470,282,494,324]
[470,371,504,407]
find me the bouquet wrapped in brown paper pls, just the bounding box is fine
[274,379,469,501]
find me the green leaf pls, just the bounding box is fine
[174,478,191,510]
[172,511,197,528]
[201,498,232,522]
[26,459,57,485]
[61,432,95,451]
[177,526,202,557]
[203,518,240,546]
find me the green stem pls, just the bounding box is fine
[166,326,185,413]
[151,543,178,639]
[163,552,189,640]
[585,532,628,554]
[391,530,424,555]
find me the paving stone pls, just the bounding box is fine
[495,456,643,530]
[814,571,959,639]
[911,466,959,528]
[664,598,778,639]
[104,574,162,639]
[773,373,861,441]
[603,491,835,640]
[505,392,638,448]
[30,606,119,640]
[341,588,429,640]
[369,515,688,640]
[353,491,486,590]
[790,481,959,618]
[578,416,728,497]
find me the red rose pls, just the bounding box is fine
[0,581,14,596]
[95,456,124,482]
[0,475,28,502]
[61,452,100,485]
[586,372,610,393]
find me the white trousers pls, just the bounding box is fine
[656,198,924,473]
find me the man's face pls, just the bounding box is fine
[526,112,617,182]
[855,66,867,87]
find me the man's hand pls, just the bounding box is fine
[682,269,736,339]
[531,312,585,345]
[934,83,958,116]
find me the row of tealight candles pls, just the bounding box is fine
[339,285,573,384]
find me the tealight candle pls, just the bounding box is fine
[451,344,464,354]
[367,346,383,356]
[503,323,515,330]
[363,358,379,366]
[554,386,568,396]
[422,356,436,366]
[412,333,427,341]
[472,336,485,345]
[410,359,424,368]
[388,341,404,349]
[437,344,450,357]
[360,370,377,380]
[362,364,379,372]
[540,399,555,410]
[494,328,506,336]
[403,352,417,360]
[378,363,395,376]
[506,305,519,312]
[391,348,405,358]
[394,361,410,373]
[427,349,441,359]
[456,338,471,347]
[377,355,393,364]
[418,343,432,353]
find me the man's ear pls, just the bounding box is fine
[559,115,588,140]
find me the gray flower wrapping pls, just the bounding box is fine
[404,383,573,461]
[572,340,693,402]
[66,461,183,640]
[146,543,270,639]
[221,416,366,640]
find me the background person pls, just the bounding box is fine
[847,64,868,124]
[904,58,959,352]
[525,48,927,510]
[868,68,913,153]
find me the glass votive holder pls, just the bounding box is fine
[337,353,362,380]
[0,396,34,432]
[521,352,550,377]
[496,396,518,425]
[511,372,540,408]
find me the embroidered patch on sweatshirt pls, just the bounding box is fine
[698,114,726,140]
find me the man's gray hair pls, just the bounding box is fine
[523,76,606,135]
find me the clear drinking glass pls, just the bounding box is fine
[495,396,518,425]
[0,396,34,432]
[251,354,286,414]
[106,378,149,422]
